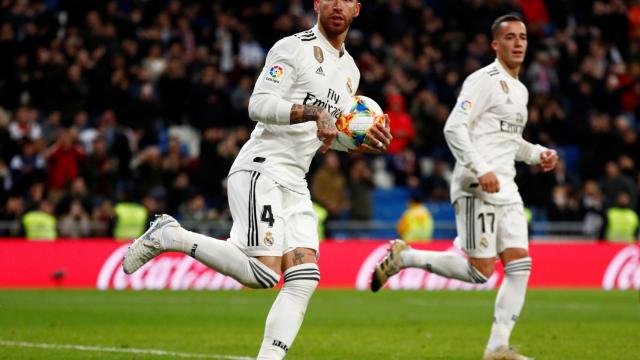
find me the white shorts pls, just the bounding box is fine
[227,170,319,257]
[453,197,528,258]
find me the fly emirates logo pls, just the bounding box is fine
[303,88,343,119]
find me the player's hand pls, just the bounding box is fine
[316,110,338,154]
[540,149,558,172]
[363,114,392,153]
[478,172,500,193]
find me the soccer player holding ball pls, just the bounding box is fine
[371,14,558,360]
[123,1,391,359]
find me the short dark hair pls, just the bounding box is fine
[491,14,524,39]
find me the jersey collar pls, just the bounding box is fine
[312,25,346,57]
[494,58,519,80]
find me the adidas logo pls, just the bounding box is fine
[315,66,325,76]
[506,98,513,104]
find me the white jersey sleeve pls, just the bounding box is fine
[444,72,494,177]
[515,138,546,165]
[248,37,301,125]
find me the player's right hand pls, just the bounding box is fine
[478,172,500,193]
[316,110,338,153]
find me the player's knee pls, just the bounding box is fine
[282,263,320,297]
[469,259,495,280]
[504,256,532,277]
[247,258,281,289]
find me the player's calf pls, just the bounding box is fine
[258,262,320,359]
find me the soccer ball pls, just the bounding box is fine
[334,95,385,150]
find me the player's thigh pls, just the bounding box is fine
[227,171,285,257]
[281,247,317,272]
[282,190,320,257]
[496,203,529,254]
[454,197,498,258]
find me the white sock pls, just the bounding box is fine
[257,263,320,360]
[163,226,280,289]
[487,257,532,351]
[400,249,487,283]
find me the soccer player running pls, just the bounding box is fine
[371,14,558,360]
[123,1,391,359]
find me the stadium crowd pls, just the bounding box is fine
[0,0,639,239]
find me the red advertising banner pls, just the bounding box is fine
[0,240,638,290]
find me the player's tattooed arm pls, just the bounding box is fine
[290,104,337,153]
[289,104,323,124]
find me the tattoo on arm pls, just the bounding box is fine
[290,104,324,124]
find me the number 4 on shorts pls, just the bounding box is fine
[261,205,274,227]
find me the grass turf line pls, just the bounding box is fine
[0,290,637,359]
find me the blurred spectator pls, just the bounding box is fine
[526,51,559,96]
[41,111,62,146]
[179,194,214,223]
[56,177,92,213]
[8,106,41,142]
[580,180,606,239]
[45,127,86,203]
[22,200,57,241]
[423,159,450,202]
[0,196,25,237]
[82,137,117,199]
[349,158,374,221]
[605,192,639,242]
[91,199,114,237]
[58,199,91,238]
[397,192,433,242]
[547,184,581,224]
[385,93,415,154]
[9,140,45,194]
[113,199,148,240]
[312,152,348,220]
[391,148,421,187]
[167,172,192,216]
[312,202,328,241]
[600,161,637,210]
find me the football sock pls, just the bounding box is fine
[487,257,532,351]
[400,249,488,283]
[257,263,320,360]
[163,226,280,289]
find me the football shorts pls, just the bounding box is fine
[227,170,319,257]
[453,197,528,258]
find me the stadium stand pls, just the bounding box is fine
[0,0,638,239]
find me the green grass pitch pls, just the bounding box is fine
[0,290,638,359]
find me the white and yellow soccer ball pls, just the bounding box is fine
[334,95,385,150]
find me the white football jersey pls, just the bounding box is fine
[229,25,360,193]
[444,59,548,205]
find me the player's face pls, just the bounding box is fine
[492,21,527,68]
[315,0,361,37]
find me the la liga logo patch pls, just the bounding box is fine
[266,64,285,84]
[460,99,473,113]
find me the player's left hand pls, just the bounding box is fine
[360,114,392,153]
[540,149,558,172]
[316,109,338,153]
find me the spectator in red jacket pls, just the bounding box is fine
[45,128,85,203]
[385,93,416,154]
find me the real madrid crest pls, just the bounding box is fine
[500,80,509,94]
[313,46,324,63]
[346,77,353,95]
[264,231,274,247]
[480,235,489,249]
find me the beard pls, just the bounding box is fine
[319,14,352,37]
